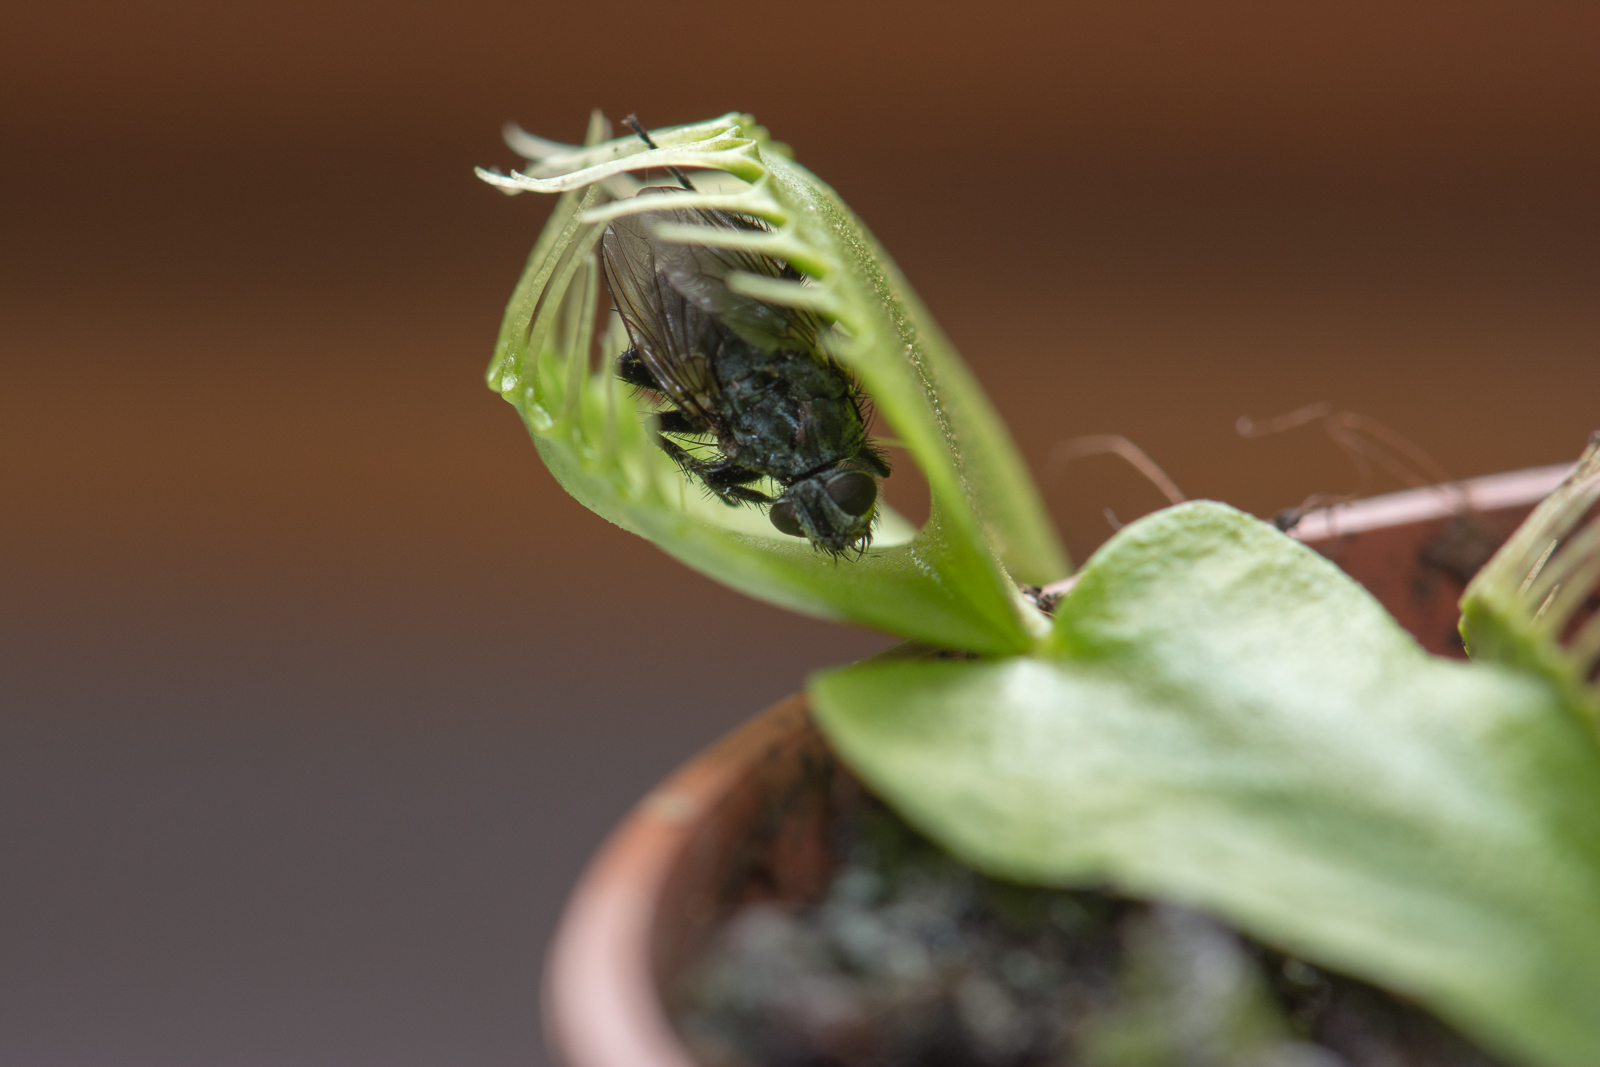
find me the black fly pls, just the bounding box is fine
[600,117,890,556]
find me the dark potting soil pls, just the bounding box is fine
[674,798,1508,1067]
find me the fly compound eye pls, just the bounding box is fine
[769,500,805,537]
[826,472,877,517]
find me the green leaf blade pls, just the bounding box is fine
[812,502,1600,1067]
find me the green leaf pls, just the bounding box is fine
[811,502,1600,1067]
[479,114,1065,654]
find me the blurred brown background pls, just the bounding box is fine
[4,3,1597,1065]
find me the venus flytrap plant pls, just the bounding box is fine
[484,114,1600,1067]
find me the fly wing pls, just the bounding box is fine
[601,211,721,424]
[664,207,825,355]
[603,192,835,421]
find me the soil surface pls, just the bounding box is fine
[674,799,1508,1067]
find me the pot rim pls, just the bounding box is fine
[542,694,812,1067]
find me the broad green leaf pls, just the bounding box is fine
[812,502,1600,1067]
[479,113,1065,654]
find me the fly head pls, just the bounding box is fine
[769,466,881,555]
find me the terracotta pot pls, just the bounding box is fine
[542,464,1572,1067]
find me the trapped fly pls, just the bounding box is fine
[599,120,890,556]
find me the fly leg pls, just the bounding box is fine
[620,348,771,506]
[703,461,775,506]
[651,408,726,477]
[656,438,773,506]
[621,351,720,452]
[617,347,658,390]
[622,350,723,470]
[656,410,710,435]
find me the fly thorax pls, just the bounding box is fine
[711,351,864,482]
